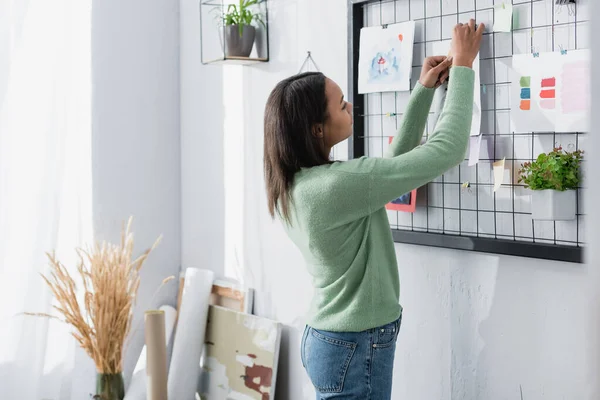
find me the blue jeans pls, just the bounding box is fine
[301,315,401,399]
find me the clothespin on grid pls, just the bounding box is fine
[385,112,399,118]
[298,51,320,74]
[530,29,540,57]
[559,44,568,55]
[461,181,472,193]
[555,0,576,16]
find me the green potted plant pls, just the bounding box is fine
[215,0,265,58]
[518,146,583,221]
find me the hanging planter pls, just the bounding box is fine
[203,0,268,63]
[530,188,577,221]
[518,146,583,221]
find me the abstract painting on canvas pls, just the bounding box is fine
[358,21,415,93]
[198,305,282,400]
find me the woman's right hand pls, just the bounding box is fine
[451,19,484,69]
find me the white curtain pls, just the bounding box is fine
[0,0,92,399]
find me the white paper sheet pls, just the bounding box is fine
[468,133,483,166]
[510,49,590,133]
[494,3,513,33]
[358,21,415,93]
[431,40,481,137]
[168,268,215,400]
[493,158,506,192]
[125,305,177,400]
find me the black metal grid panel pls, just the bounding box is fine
[347,0,589,263]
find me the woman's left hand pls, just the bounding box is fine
[419,56,453,89]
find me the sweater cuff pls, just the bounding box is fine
[449,65,475,82]
[411,81,436,101]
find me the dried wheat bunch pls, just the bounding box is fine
[28,217,162,374]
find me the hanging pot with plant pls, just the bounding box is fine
[217,0,265,58]
[518,146,583,221]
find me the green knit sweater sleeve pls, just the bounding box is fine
[327,66,474,217]
[384,82,435,158]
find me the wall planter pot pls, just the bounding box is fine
[531,189,576,221]
[224,24,255,57]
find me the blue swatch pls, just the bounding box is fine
[520,88,531,99]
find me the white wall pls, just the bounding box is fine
[586,0,600,398]
[181,0,598,399]
[91,0,181,393]
[180,0,226,279]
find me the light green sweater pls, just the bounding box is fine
[282,66,474,332]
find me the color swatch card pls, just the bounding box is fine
[510,49,590,133]
[358,21,416,93]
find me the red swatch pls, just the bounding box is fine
[541,77,556,87]
[519,100,531,110]
[540,89,556,99]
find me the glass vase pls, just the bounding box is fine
[95,372,125,400]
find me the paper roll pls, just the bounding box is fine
[167,268,214,400]
[125,305,176,400]
[145,310,168,400]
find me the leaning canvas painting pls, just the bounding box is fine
[198,305,282,400]
[358,21,415,93]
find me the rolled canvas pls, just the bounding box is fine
[167,268,214,400]
[124,305,176,400]
[145,310,168,400]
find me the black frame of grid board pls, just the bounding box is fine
[347,0,585,263]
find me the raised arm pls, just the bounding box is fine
[368,20,484,209]
[383,83,435,158]
[384,56,453,158]
[367,66,474,208]
[315,21,484,225]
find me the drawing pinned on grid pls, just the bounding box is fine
[358,21,415,94]
[510,49,590,133]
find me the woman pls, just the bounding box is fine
[263,20,484,399]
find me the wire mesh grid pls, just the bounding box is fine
[350,0,589,257]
